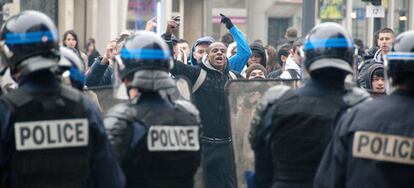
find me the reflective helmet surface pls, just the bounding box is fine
[0,10,59,74]
[385,30,414,86]
[118,31,171,79]
[303,22,354,73]
[58,46,85,90]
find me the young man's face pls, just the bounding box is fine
[178,42,190,58]
[208,42,227,71]
[248,52,262,66]
[193,43,209,61]
[377,32,395,54]
[372,75,385,93]
[248,69,265,79]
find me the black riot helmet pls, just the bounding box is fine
[58,47,85,90]
[0,10,60,77]
[117,31,172,81]
[385,30,414,87]
[303,22,354,74]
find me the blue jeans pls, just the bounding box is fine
[201,136,236,188]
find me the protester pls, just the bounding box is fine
[62,30,88,71]
[85,38,101,68]
[246,64,267,79]
[85,32,130,87]
[358,28,395,88]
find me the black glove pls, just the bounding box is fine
[220,14,234,30]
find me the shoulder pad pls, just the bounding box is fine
[174,99,200,123]
[2,89,33,107]
[343,87,372,107]
[60,84,82,102]
[249,85,294,147]
[106,103,138,122]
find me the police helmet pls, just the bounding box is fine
[117,31,172,80]
[303,22,354,74]
[58,47,85,90]
[0,10,59,76]
[385,30,414,86]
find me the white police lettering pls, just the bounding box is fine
[353,131,414,165]
[14,119,89,151]
[147,126,199,151]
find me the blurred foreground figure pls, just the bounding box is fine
[315,30,414,188]
[0,11,124,188]
[250,23,370,188]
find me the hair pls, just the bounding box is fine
[372,67,384,79]
[220,32,234,46]
[63,30,80,51]
[292,38,304,53]
[378,27,395,35]
[253,39,263,45]
[265,45,280,72]
[85,38,96,51]
[178,39,188,44]
[286,27,298,38]
[277,44,292,67]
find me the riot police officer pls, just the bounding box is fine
[58,46,102,111]
[314,30,414,188]
[104,31,201,188]
[0,11,125,188]
[249,22,370,188]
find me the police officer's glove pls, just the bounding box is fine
[220,13,234,30]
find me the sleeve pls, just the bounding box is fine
[252,107,275,188]
[228,26,252,73]
[313,112,354,188]
[85,57,111,87]
[356,60,373,88]
[170,60,201,85]
[87,101,126,188]
[103,116,133,163]
[161,33,175,57]
[0,100,12,184]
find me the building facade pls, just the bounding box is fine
[2,0,414,52]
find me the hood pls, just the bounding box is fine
[190,36,215,66]
[365,63,384,89]
[284,55,300,72]
[279,55,301,79]
[201,54,228,74]
[249,42,267,67]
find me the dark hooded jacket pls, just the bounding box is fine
[364,63,384,90]
[249,42,267,68]
[171,57,242,138]
[357,49,383,88]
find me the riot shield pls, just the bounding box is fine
[225,79,301,188]
[86,85,127,114]
[85,76,193,114]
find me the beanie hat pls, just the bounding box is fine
[245,64,267,78]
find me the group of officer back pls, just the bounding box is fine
[1,9,414,188]
[0,10,200,188]
[250,18,414,188]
